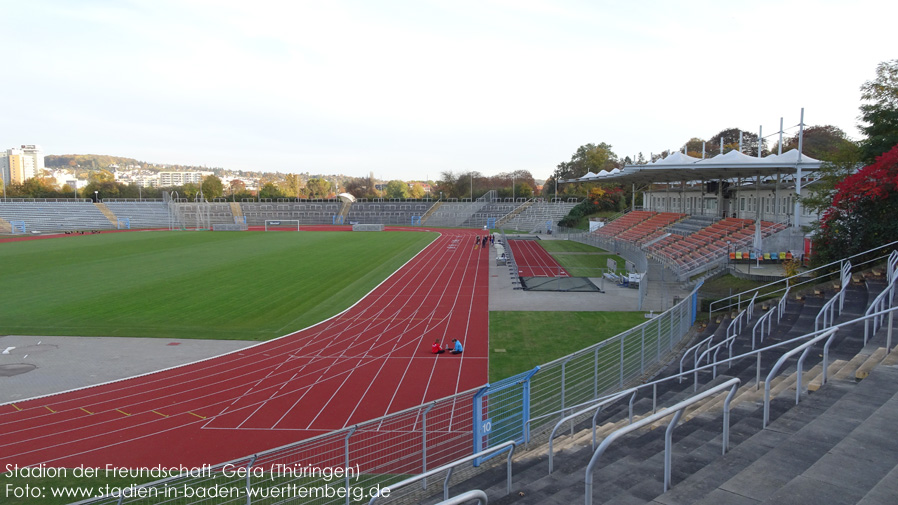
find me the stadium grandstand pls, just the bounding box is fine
[560,145,825,282]
[0,192,578,233]
[5,126,898,505]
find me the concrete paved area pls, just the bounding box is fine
[0,335,255,404]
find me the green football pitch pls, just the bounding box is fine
[0,231,438,341]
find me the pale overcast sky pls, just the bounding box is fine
[2,0,895,181]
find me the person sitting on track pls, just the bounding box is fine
[431,339,445,354]
[451,339,464,354]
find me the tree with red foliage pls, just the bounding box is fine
[812,144,898,265]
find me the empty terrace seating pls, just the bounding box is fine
[0,201,115,233]
[461,201,518,228]
[503,201,578,232]
[103,201,171,229]
[347,200,435,225]
[240,201,339,226]
[594,210,655,238]
[647,218,789,273]
[615,212,685,244]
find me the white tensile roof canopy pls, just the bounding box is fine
[570,149,823,185]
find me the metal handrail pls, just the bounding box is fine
[864,253,898,343]
[752,305,777,349]
[367,440,516,505]
[550,301,898,481]
[815,261,852,332]
[434,490,489,505]
[763,328,839,427]
[584,378,740,505]
[710,241,898,319]
[547,390,633,473]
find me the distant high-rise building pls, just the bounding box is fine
[159,171,204,187]
[1,144,44,185]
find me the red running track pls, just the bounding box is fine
[0,229,489,469]
[508,239,569,277]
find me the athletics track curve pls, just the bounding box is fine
[508,239,569,277]
[0,228,490,469]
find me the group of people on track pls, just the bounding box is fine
[431,338,463,355]
[474,234,494,249]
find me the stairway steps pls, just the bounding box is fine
[855,347,888,379]
[832,352,871,380]
[807,359,847,391]
[446,272,898,505]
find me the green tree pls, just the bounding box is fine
[684,137,705,158]
[181,182,200,200]
[282,174,304,198]
[516,182,533,198]
[259,182,285,200]
[228,179,246,195]
[83,180,122,200]
[88,169,115,183]
[200,175,224,201]
[811,145,898,266]
[344,177,370,199]
[409,182,426,199]
[306,178,331,198]
[858,59,898,163]
[783,125,857,161]
[706,128,766,156]
[385,180,410,199]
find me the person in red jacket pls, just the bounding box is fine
[431,339,445,354]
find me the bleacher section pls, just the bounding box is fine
[240,201,341,226]
[103,201,171,229]
[0,201,115,233]
[424,200,490,227]
[0,198,577,234]
[616,211,685,243]
[594,210,655,238]
[502,200,578,232]
[594,210,686,243]
[646,218,788,272]
[346,200,436,225]
[172,202,236,228]
[460,200,519,228]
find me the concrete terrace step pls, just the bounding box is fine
[431,269,898,505]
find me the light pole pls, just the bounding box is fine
[94,190,98,203]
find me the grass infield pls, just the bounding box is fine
[489,311,648,382]
[0,231,437,341]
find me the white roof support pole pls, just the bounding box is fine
[739,131,743,153]
[794,108,805,229]
[720,137,724,155]
[758,126,763,158]
[756,174,762,223]
[717,176,724,219]
[778,117,784,156]
[681,180,686,214]
[700,179,705,216]
[702,141,706,159]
